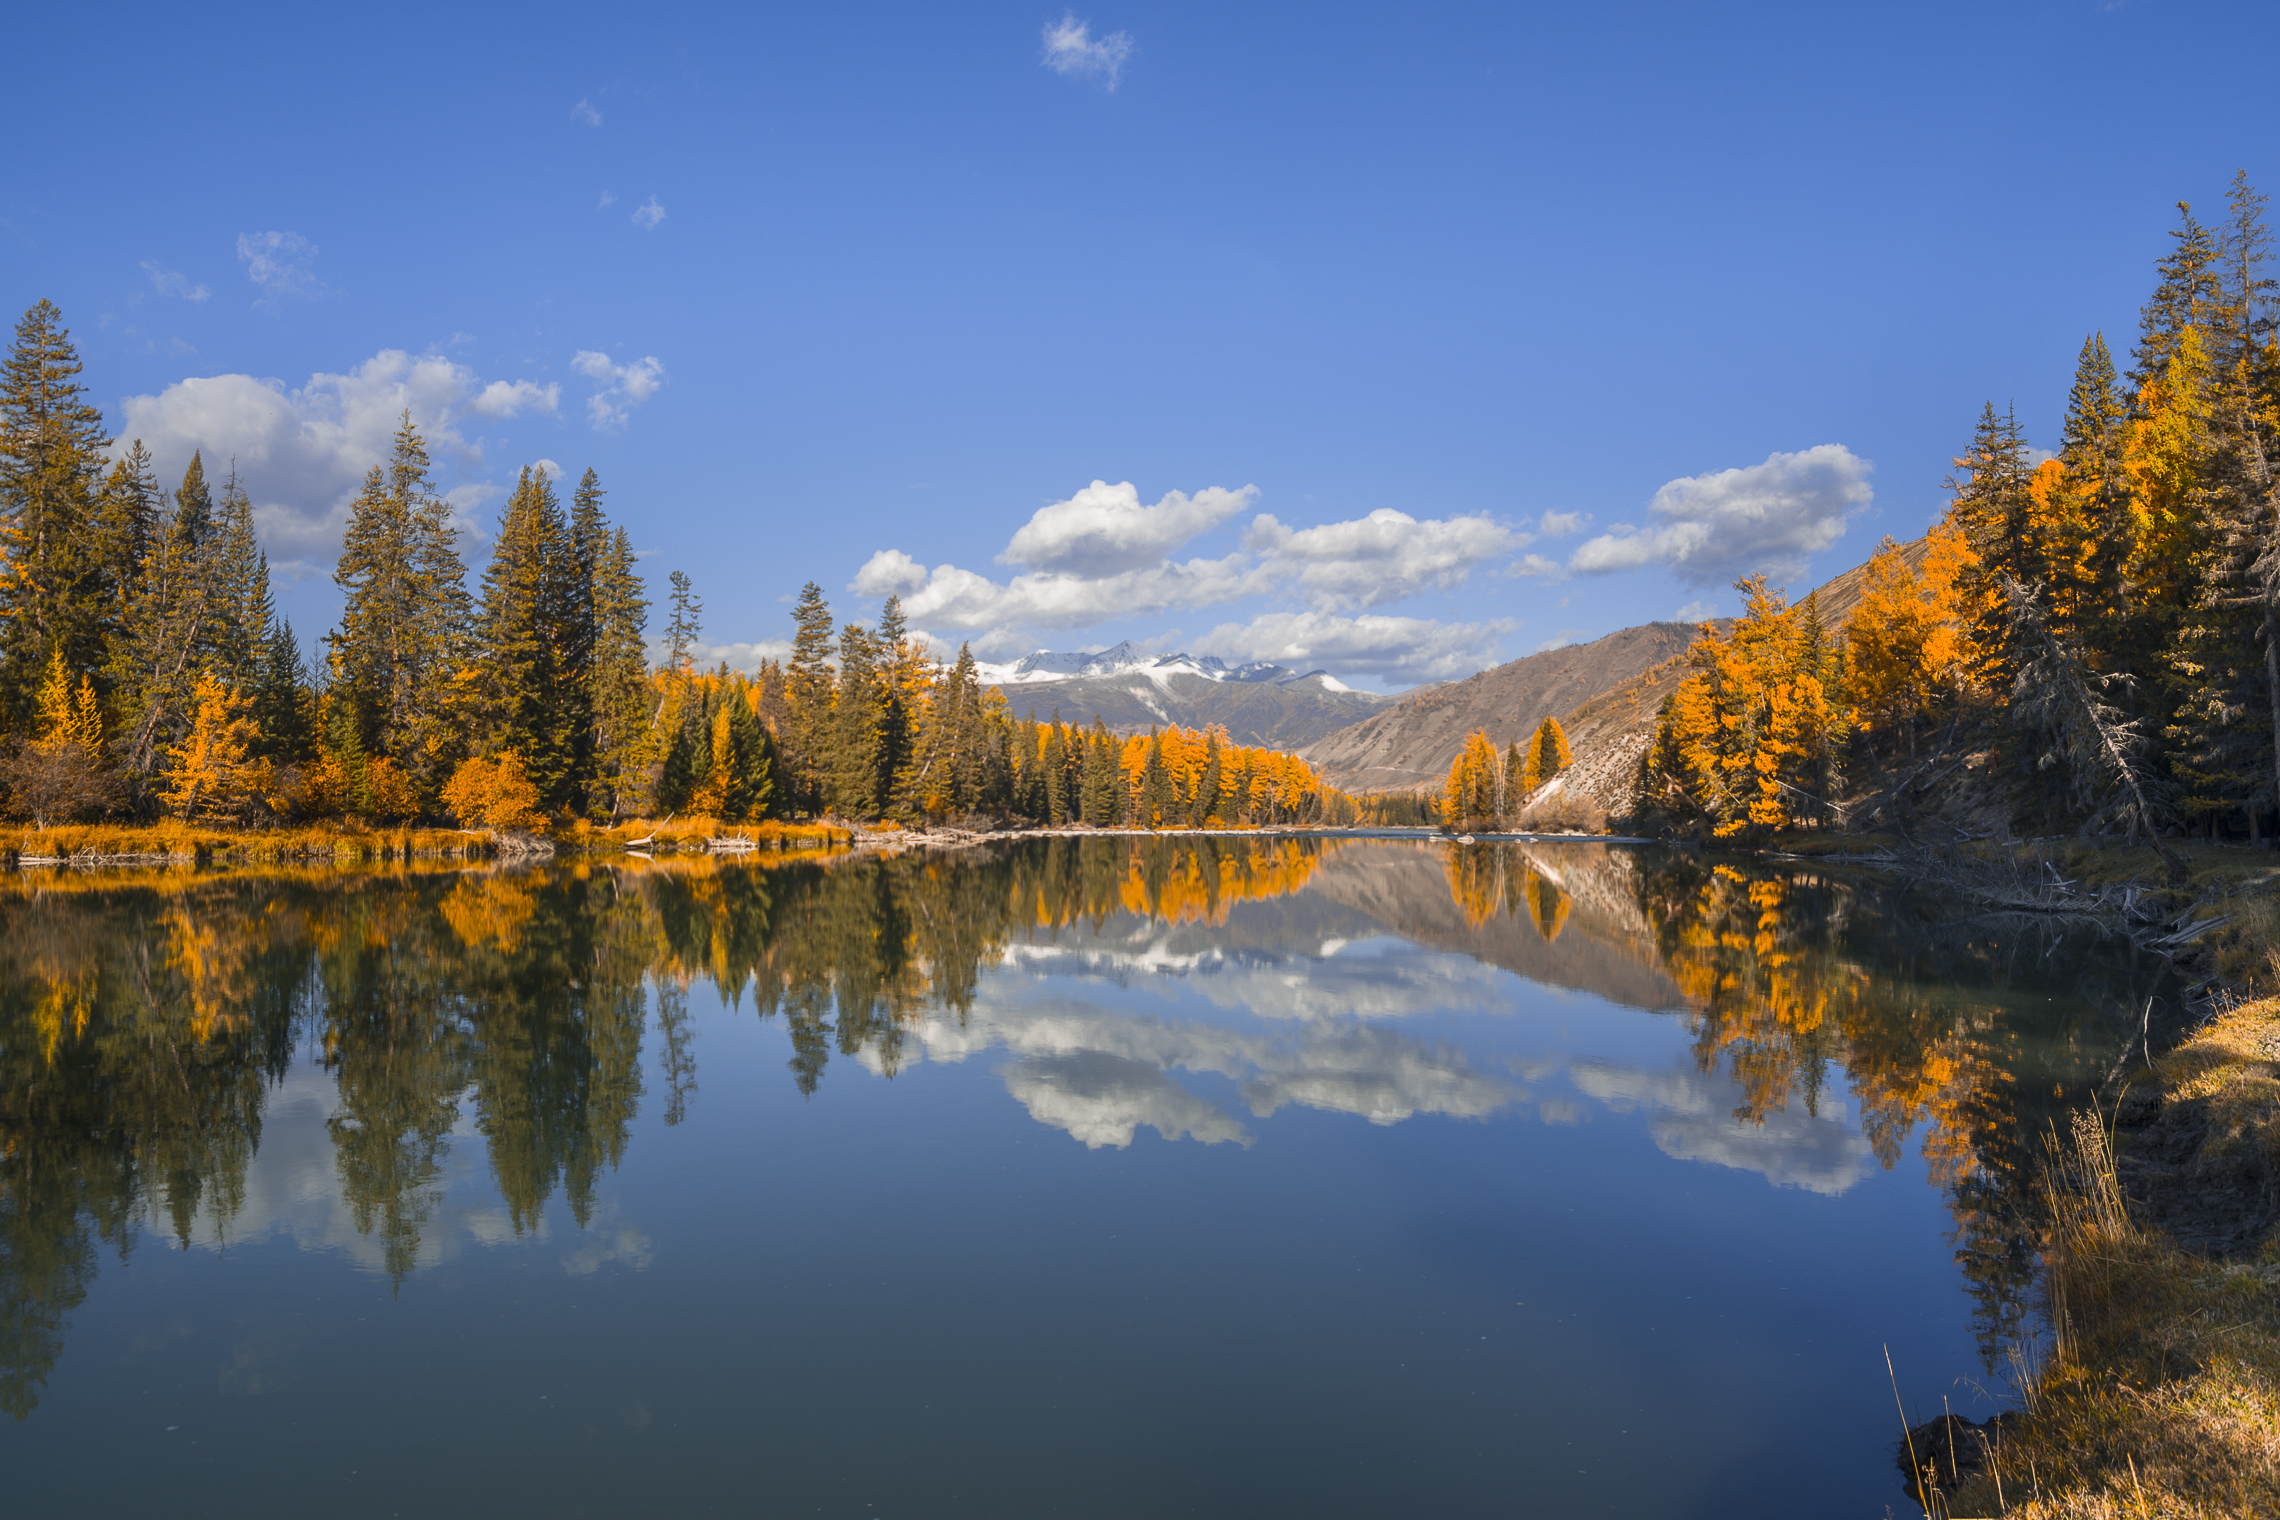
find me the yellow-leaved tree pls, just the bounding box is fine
[1840,524,1974,747]
[441,752,542,833]
[1441,730,1505,828]
[1639,576,1846,836]
[1519,716,1573,793]
[159,674,262,821]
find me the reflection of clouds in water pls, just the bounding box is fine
[1568,1060,1872,1195]
[909,988,1514,1148]
[1241,1026,1509,1126]
[1004,932,1509,1025]
[1004,1052,1253,1149]
[158,1062,643,1273]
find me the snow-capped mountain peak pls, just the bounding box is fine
[976,644,1339,689]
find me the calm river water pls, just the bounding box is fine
[0,837,2170,1516]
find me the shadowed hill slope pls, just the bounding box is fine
[1304,536,1929,803]
[1299,623,1698,791]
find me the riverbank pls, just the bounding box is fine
[1931,994,2280,1519]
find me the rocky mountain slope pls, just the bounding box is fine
[1304,536,1927,805]
[981,642,1400,750]
[1545,539,1925,816]
[1298,624,1698,791]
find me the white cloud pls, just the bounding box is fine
[572,98,602,126]
[236,231,324,302]
[654,639,794,674]
[571,350,665,430]
[1537,510,1587,536]
[113,349,556,572]
[1041,13,1133,89]
[1003,480,1255,576]
[1244,508,1521,610]
[897,552,1254,631]
[1568,444,1871,589]
[631,197,666,230]
[1674,599,1717,622]
[528,458,565,482]
[1532,629,1589,653]
[852,548,930,597]
[141,261,209,302]
[597,190,617,208]
[467,379,560,418]
[1505,553,1563,578]
[1199,609,1514,683]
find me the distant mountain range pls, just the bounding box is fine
[979,641,1400,750]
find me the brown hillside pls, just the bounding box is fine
[1300,623,1697,791]
[1308,536,1929,801]
[1549,535,1933,815]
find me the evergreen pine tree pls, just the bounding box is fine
[830,622,882,818]
[477,465,573,809]
[206,465,270,687]
[250,617,313,764]
[783,581,836,816]
[588,526,651,818]
[0,301,114,727]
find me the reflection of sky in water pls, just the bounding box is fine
[169,878,1879,1268]
[160,1062,650,1276]
[887,913,1875,1194]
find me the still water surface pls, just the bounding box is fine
[0,837,2169,1516]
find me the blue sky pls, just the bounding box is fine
[7,1,2276,691]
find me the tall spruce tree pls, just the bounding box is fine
[250,617,313,764]
[207,465,270,688]
[830,622,882,817]
[476,466,573,807]
[0,301,114,727]
[783,582,836,815]
[562,469,607,807]
[588,526,650,817]
[333,415,471,787]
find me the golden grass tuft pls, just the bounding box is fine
[1944,1001,2280,1519]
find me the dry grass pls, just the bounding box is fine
[5,820,490,864]
[1942,1000,2280,1519]
[596,816,854,853]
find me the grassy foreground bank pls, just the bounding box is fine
[1938,996,2280,1519]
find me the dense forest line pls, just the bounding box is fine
[0,303,1354,833]
[1636,174,2280,846]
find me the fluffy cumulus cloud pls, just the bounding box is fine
[1568,444,1871,588]
[571,350,665,429]
[854,480,1527,676]
[236,231,325,302]
[1003,480,1254,576]
[1041,13,1133,88]
[1199,609,1515,683]
[114,349,561,570]
[1244,508,1520,610]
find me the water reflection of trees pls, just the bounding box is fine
[0,838,1331,1414]
[0,834,2159,1414]
[1617,848,2160,1366]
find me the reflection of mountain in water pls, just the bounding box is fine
[1307,840,1689,1012]
[0,836,2172,1413]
